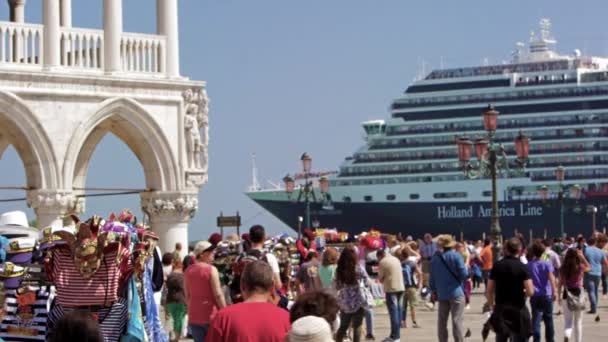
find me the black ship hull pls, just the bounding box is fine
[251,198,607,239]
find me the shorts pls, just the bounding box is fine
[405,287,418,308]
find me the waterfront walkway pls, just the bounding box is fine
[372,289,608,341]
[180,287,608,341]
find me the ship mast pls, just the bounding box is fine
[249,153,261,192]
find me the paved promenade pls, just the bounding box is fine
[371,288,608,341]
[180,287,608,341]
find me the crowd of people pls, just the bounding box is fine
[137,225,608,342]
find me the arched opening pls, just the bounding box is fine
[65,98,178,199]
[78,133,145,220]
[0,145,35,224]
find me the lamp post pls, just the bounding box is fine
[538,165,582,237]
[456,105,529,245]
[283,153,331,237]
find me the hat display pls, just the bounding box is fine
[38,226,76,251]
[437,234,457,249]
[0,211,28,227]
[288,316,334,342]
[6,237,36,264]
[0,262,26,289]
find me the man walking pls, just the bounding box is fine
[207,261,290,341]
[486,238,534,342]
[583,236,608,315]
[420,233,437,309]
[528,240,557,342]
[378,249,405,342]
[430,235,468,342]
[479,238,493,288]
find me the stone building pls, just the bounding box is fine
[0,0,207,253]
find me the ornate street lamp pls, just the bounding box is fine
[540,166,583,237]
[456,105,529,245]
[284,153,332,236]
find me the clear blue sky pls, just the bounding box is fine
[1,0,607,242]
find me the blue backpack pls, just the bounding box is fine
[471,263,482,278]
[402,261,416,288]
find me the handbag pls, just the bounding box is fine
[359,279,375,308]
[566,288,586,311]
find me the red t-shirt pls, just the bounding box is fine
[206,302,290,342]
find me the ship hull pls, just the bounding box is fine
[251,198,604,239]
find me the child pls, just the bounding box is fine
[165,259,186,342]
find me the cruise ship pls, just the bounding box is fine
[247,19,608,239]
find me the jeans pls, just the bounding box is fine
[437,296,465,342]
[602,272,607,295]
[562,300,583,342]
[386,291,404,340]
[530,296,554,342]
[336,307,365,342]
[189,324,209,342]
[482,270,491,288]
[584,273,601,313]
[364,307,374,336]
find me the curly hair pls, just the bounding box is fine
[335,246,358,285]
[289,290,339,326]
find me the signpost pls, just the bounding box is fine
[217,212,241,238]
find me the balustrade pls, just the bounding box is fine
[0,22,43,65]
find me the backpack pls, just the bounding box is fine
[402,261,417,288]
[229,249,268,303]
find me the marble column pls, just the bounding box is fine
[8,0,25,22]
[103,0,122,73]
[157,0,180,77]
[8,0,25,62]
[60,0,71,27]
[141,192,197,257]
[43,0,60,68]
[27,190,84,229]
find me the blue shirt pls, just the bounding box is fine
[420,241,437,259]
[429,250,468,301]
[527,259,554,297]
[584,246,606,276]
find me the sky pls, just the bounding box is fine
[1,0,608,242]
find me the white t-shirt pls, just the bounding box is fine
[264,251,281,274]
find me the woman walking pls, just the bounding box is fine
[184,241,227,342]
[319,247,338,289]
[335,247,370,342]
[558,248,590,342]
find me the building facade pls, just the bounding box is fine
[0,0,207,253]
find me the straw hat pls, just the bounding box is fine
[287,316,334,342]
[0,211,28,227]
[437,234,456,249]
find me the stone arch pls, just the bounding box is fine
[0,91,58,189]
[63,97,179,193]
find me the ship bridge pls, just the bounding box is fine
[0,0,207,253]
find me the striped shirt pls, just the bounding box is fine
[47,298,127,342]
[0,286,51,342]
[51,247,127,307]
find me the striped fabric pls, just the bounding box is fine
[47,298,128,342]
[51,247,127,307]
[0,286,51,342]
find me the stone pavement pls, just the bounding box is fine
[180,288,608,341]
[371,288,608,341]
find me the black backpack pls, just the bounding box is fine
[229,249,267,303]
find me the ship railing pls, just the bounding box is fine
[392,84,608,110]
[370,132,607,150]
[386,117,608,136]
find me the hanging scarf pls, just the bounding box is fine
[120,276,146,342]
[143,257,168,342]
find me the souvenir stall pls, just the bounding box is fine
[0,210,169,342]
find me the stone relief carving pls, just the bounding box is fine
[183,88,209,173]
[26,190,85,214]
[141,192,198,219]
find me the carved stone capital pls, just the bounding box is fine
[185,170,208,190]
[140,192,198,221]
[26,189,84,215]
